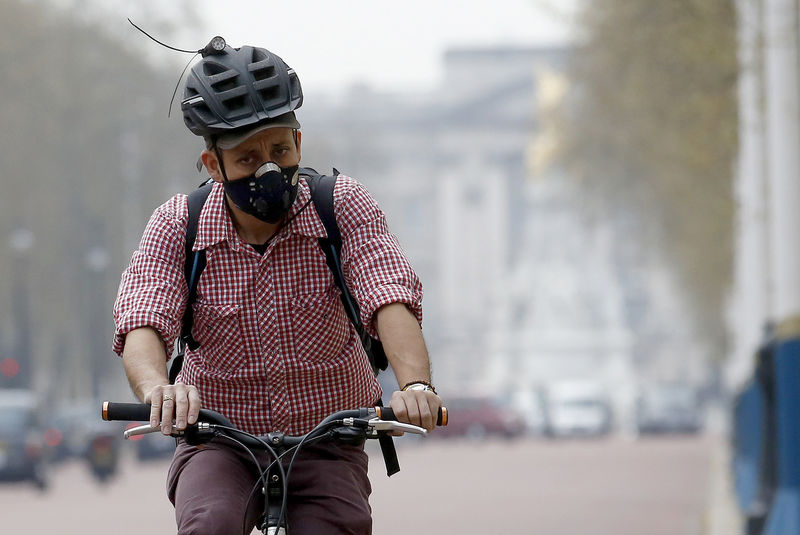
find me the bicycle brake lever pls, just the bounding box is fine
[123,423,167,439]
[123,423,193,440]
[369,419,427,435]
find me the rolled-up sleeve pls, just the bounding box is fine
[112,195,189,356]
[335,176,423,337]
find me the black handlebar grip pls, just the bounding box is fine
[102,401,152,422]
[377,406,447,426]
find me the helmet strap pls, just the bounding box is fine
[213,144,231,183]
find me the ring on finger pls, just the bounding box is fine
[163,394,174,402]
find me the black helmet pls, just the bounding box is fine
[181,45,303,138]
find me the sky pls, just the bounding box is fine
[190,0,577,96]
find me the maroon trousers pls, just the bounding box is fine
[167,438,372,535]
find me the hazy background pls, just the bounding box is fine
[0,0,733,404]
[0,0,754,533]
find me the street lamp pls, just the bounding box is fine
[85,246,109,399]
[7,228,35,389]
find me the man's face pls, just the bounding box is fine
[203,127,302,182]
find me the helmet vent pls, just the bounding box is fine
[251,47,270,63]
[203,61,228,76]
[259,86,279,104]
[194,103,214,123]
[212,78,239,93]
[222,95,246,111]
[252,65,276,82]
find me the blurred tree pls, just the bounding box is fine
[556,0,738,362]
[0,0,203,398]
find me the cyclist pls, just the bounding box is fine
[112,42,441,535]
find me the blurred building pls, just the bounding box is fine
[300,44,716,426]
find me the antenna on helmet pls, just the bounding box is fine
[127,19,228,116]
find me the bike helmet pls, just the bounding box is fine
[181,44,303,138]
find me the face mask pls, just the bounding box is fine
[223,162,300,223]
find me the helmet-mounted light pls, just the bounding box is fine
[201,36,227,57]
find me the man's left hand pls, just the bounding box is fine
[388,388,442,433]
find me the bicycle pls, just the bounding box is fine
[101,401,447,534]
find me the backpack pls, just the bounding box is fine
[168,167,388,383]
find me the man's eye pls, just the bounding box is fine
[238,156,255,165]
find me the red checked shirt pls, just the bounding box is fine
[113,175,423,435]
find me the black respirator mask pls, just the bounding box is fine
[222,162,300,224]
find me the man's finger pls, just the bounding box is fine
[403,391,422,427]
[174,386,189,430]
[148,386,163,428]
[187,386,202,425]
[161,389,176,435]
[418,393,434,431]
[389,390,409,423]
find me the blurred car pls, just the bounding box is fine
[44,401,99,463]
[0,389,48,490]
[543,380,612,438]
[44,400,124,482]
[635,383,703,434]
[503,388,549,436]
[433,394,525,439]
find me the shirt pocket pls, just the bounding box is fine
[291,287,350,363]
[191,302,246,376]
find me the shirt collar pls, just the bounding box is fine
[286,177,327,240]
[192,177,327,252]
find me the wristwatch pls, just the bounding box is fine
[401,381,437,395]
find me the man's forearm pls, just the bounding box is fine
[121,327,170,401]
[374,302,431,388]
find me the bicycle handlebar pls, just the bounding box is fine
[101,400,447,531]
[102,402,447,427]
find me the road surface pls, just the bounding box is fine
[0,434,718,534]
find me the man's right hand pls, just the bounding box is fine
[121,327,203,436]
[143,383,202,435]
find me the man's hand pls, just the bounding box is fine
[389,388,442,433]
[143,382,202,435]
[121,327,202,436]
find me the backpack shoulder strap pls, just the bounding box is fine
[300,166,337,239]
[169,181,213,384]
[305,169,353,318]
[183,182,213,289]
[307,171,341,245]
[305,169,388,372]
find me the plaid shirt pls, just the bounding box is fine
[113,175,423,435]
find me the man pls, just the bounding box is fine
[112,42,440,534]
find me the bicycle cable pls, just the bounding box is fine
[232,419,350,534]
[274,424,343,533]
[241,432,332,534]
[212,425,288,534]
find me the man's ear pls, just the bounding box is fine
[295,130,302,161]
[201,149,224,183]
